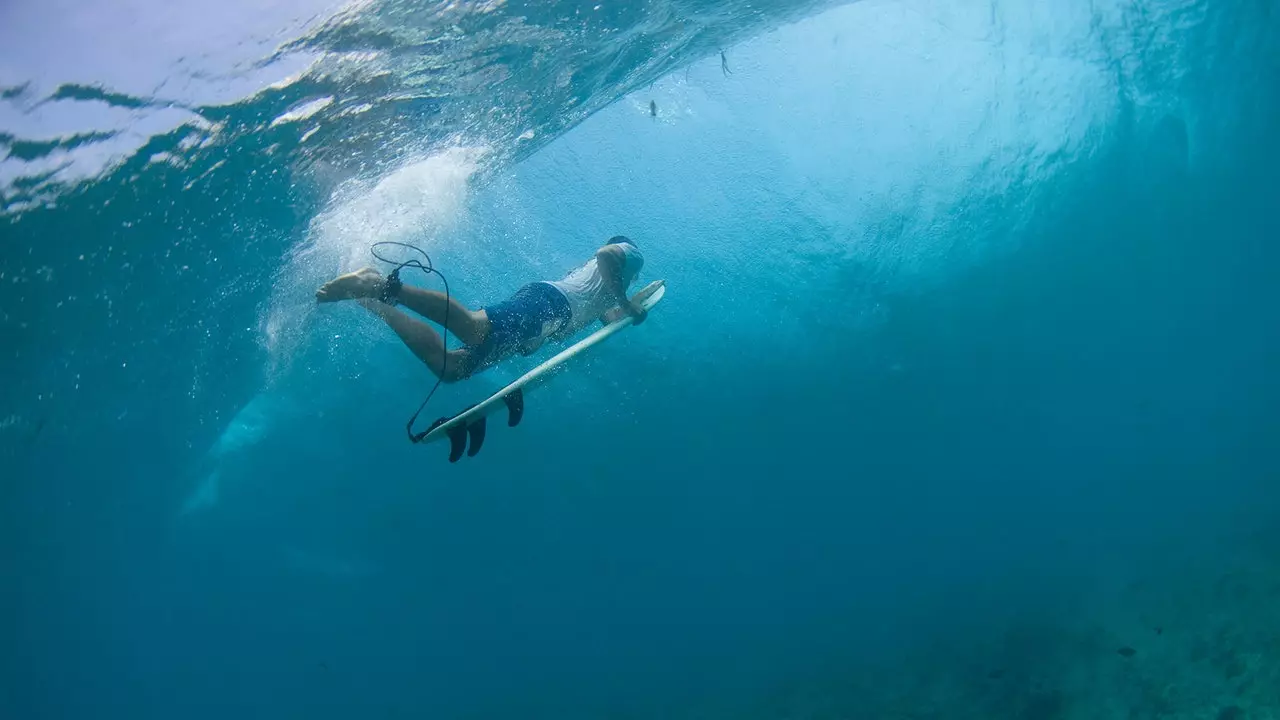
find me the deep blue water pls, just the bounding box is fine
[3,0,1280,718]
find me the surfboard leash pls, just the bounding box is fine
[369,241,451,443]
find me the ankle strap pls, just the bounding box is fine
[378,269,403,304]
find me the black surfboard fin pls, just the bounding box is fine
[445,424,467,463]
[466,417,487,457]
[503,388,525,427]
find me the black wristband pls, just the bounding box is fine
[379,269,403,305]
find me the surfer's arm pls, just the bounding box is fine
[601,306,627,324]
[595,245,646,325]
[600,281,662,325]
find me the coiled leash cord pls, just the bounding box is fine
[369,241,451,443]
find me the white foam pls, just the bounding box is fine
[260,145,486,381]
[270,96,334,127]
[313,145,483,269]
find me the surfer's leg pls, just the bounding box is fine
[317,267,489,345]
[396,285,489,346]
[357,299,475,383]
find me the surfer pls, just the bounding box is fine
[316,236,652,383]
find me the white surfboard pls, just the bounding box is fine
[420,280,666,461]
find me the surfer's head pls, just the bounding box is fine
[606,236,643,281]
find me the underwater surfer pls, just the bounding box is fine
[316,236,653,383]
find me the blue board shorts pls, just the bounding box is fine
[470,281,572,371]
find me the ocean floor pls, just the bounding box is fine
[715,531,1280,720]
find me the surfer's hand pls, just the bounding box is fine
[627,302,647,325]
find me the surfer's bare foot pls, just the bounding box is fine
[316,267,384,303]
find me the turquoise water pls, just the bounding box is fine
[3,0,1280,717]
